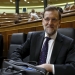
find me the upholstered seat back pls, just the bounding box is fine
[27,31,43,39]
[8,33,27,59]
[57,28,75,42]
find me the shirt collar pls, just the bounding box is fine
[45,31,57,40]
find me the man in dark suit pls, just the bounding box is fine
[11,6,75,75]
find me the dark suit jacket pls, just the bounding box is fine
[11,31,75,75]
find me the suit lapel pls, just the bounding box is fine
[50,33,63,64]
[35,32,45,62]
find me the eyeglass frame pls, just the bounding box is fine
[44,17,60,23]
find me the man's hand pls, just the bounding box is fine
[37,64,53,72]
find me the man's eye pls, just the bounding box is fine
[45,18,49,21]
[52,19,57,21]
[44,18,58,22]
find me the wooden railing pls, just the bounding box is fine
[61,11,75,22]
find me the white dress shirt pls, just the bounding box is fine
[42,31,57,74]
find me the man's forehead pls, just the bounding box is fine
[44,10,58,14]
[44,11,59,18]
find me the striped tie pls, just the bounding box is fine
[39,37,50,65]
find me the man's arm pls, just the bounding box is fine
[10,38,30,62]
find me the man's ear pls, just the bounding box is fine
[58,20,61,27]
[42,18,44,25]
[42,18,44,21]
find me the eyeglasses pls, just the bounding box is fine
[44,18,59,23]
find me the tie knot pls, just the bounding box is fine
[45,37,51,41]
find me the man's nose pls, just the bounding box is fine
[48,20,53,24]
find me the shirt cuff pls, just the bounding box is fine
[51,64,55,75]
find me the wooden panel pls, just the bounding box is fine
[36,25,43,31]
[60,21,72,28]
[0,29,18,57]
[61,16,75,22]
[72,21,75,28]
[18,27,36,34]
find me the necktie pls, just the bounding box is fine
[39,37,50,65]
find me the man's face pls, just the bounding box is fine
[42,10,61,36]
